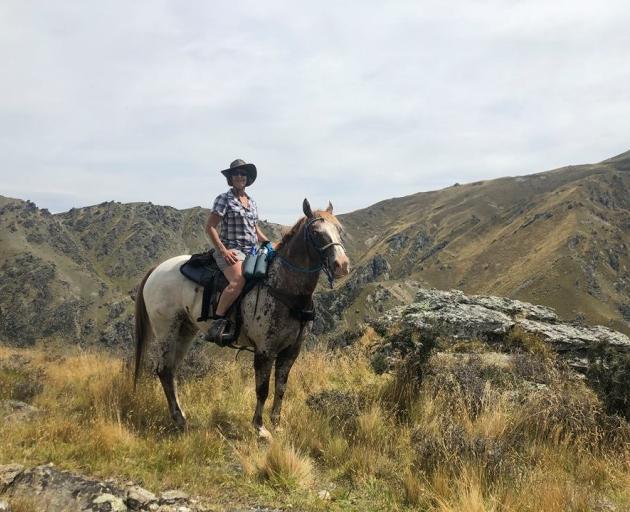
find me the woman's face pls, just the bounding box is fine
[230,171,248,190]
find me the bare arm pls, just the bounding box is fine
[256,224,276,249]
[206,213,239,265]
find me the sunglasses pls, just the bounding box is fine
[231,171,248,177]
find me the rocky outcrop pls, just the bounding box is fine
[0,400,40,423]
[372,288,630,370]
[0,463,200,511]
[0,463,282,512]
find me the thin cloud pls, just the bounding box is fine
[1,1,629,224]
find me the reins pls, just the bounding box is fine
[228,215,345,355]
[274,254,322,273]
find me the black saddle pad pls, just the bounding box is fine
[180,252,220,287]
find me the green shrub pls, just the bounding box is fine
[586,343,630,421]
[380,335,435,420]
[0,354,44,401]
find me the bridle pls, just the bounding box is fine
[275,216,345,288]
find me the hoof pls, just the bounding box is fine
[255,425,273,441]
[173,412,188,431]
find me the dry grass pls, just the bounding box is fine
[1,335,629,511]
[238,440,313,490]
[6,496,44,512]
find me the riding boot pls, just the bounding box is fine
[204,318,229,346]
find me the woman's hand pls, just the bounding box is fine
[221,248,240,266]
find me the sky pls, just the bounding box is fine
[1,1,630,225]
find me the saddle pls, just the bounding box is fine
[179,251,227,322]
[179,250,316,345]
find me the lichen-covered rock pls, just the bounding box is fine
[394,302,514,340]
[466,294,558,322]
[0,400,40,423]
[0,464,128,511]
[0,464,215,511]
[0,464,24,492]
[92,493,127,511]
[125,485,157,510]
[159,490,190,504]
[370,288,630,370]
[518,319,630,350]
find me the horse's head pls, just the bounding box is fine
[302,198,350,279]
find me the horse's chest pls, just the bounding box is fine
[242,291,304,346]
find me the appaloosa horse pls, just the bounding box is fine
[134,199,350,438]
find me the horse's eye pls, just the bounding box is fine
[313,230,327,243]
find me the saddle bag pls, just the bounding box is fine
[242,250,257,279]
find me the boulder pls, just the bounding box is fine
[0,464,24,492]
[0,464,210,511]
[372,288,630,370]
[0,400,40,423]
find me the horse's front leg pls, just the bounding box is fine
[253,351,274,439]
[270,341,302,427]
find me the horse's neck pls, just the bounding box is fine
[270,227,319,295]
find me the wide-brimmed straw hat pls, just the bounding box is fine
[220,159,257,186]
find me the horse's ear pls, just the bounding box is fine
[326,201,333,213]
[303,198,313,218]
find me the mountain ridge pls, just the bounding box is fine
[336,155,630,335]
[1,151,629,348]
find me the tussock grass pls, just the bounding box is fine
[1,333,629,511]
[238,440,313,490]
[505,325,555,358]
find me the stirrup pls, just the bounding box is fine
[204,318,229,345]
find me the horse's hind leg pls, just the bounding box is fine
[158,366,186,429]
[270,340,302,427]
[253,351,274,439]
[155,315,196,430]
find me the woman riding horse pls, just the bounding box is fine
[205,159,273,344]
[135,195,350,437]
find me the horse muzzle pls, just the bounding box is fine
[333,258,350,278]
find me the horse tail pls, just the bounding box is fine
[134,266,156,390]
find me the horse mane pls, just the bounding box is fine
[276,217,306,250]
[275,210,342,250]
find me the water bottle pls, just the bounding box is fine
[243,247,257,279]
[253,245,269,278]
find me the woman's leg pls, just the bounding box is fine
[215,261,245,316]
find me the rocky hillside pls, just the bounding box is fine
[363,287,630,373]
[0,196,282,347]
[0,198,114,347]
[1,150,629,348]
[337,150,630,335]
